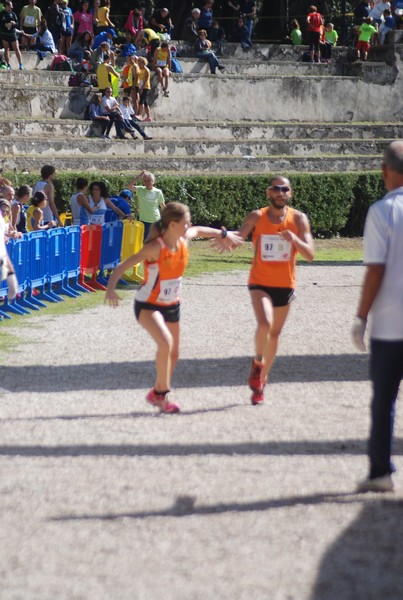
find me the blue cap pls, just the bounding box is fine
[107,28,117,38]
[119,189,133,199]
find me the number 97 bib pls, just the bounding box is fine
[260,234,291,262]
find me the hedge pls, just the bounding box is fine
[5,171,386,237]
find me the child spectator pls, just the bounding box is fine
[290,19,302,45]
[136,56,153,122]
[73,0,93,36]
[232,16,252,48]
[26,191,56,232]
[321,22,338,62]
[120,96,153,140]
[152,40,171,97]
[378,8,395,44]
[356,16,378,61]
[209,19,225,55]
[194,29,225,74]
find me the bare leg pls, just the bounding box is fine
[12,40,22,65]
[138,309,178,391]
[261,305,291,381]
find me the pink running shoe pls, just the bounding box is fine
[251,389,265,405]
[248,359,264,392]
[146,389,180,414]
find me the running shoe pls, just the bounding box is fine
[146,389,180,414]
[248,359,264,392]
[251,389,265,405]
[356,474,394,493]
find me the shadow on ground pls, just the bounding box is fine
[0,353,368,393]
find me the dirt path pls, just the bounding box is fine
[1,265,402,600]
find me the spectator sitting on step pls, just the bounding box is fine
[100,86,126,138]
[150,6,173,36]
[183,7,200,42]
[11,184,30,234]
[32,165,62,226]
[356,16,378,60]
[194,29,225,74]
[26,191,56,232]
[104,189,134,222]
[124,8,143,43]
[378,8,395,43]
[231,16,252,48]
[119,95,153,140]
[68,30,93,63]
[90,40,113,67]
[152,40,171,97]
[88,92,113,138]
[30,18,57,56]
[290,19,302,45]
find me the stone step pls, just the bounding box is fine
[0,134,392,159]
[0,152,382,174]
[1,118,401,141]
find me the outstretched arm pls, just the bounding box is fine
[186,225,243,250]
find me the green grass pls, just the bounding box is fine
[0,238,363,357]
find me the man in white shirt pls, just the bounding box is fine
[100,87,125,139]
[352,140,403,493]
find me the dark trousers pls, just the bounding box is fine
[369,339,403,478]
[104,112,125,138]
[122,118,147,139]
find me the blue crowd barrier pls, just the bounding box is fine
[1,221,137,321]
[97,221,124,286]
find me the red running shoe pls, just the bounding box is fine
[248,359,264,392]
[251,389,265,405]
[146,389,180,414]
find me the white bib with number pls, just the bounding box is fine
[157,277,182,303]
[260,234,291,262]
[24,15,36,26]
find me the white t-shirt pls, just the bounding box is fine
[363,186,403,340]
[101,96,119,114]
[369,1,390,20]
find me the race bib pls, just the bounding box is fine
[260,235,291,262]
[157,60,166,67]
[90,213,104,225]
[157,277,182,303]
[24,15,36,26]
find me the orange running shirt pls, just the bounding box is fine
[136,236,189,305]
[248,206,300,289]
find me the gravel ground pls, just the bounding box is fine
[0,264,402,600]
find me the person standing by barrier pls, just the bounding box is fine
[128,170,166,241]
[0,207,18,303]
[32,165,62,227]
[235,177,315,405]
[352,141,403,493]
[87,181,126,225]
[104,201,242,414]
[26,191,57,231]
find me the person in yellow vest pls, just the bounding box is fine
[134,26,160,61]
[96,51,119,94]
[152,40,171,97]
[121,54,139,113]
[136,56,152,121]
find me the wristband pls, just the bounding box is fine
[221,227,227,238]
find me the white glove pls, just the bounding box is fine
[352,317,367,352]
[7,273,18,301]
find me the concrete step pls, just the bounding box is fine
[0,134,392,159]
[0,152,382,174]
[1,118,401,141]
[0,68,70,86]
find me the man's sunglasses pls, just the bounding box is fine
[271,185,290,192]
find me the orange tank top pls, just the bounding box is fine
[248,206,300,289]
[136,236,189,305]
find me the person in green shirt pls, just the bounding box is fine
[290,19,302,45]
[321,22,338,62]
[128,170,166,241]
[356,17,378,61]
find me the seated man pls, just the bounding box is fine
[149,7,173,35]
